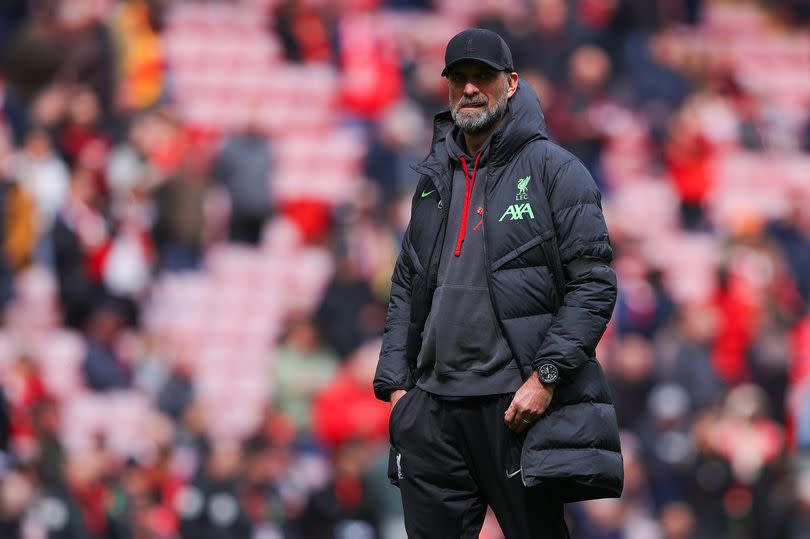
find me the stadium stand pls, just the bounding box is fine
[0,0,808,537]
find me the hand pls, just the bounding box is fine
[390,389,407,412]
[504,373,554,433]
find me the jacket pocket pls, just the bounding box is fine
[490,229,554,273]
[388,388,417,447]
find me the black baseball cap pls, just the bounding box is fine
[441,28,514,77]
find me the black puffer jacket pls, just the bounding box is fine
[373,81,622,502]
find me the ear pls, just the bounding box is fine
[506,72,519,98]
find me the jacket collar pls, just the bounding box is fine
[413,79,549,178]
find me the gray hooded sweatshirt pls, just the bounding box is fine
[416,124,523,397]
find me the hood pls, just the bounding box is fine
[415,79,549,177]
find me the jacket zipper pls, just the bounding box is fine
[425,174,450,296]
[480,166,529,486]
[480,167,516,368]
[408,174,448,384]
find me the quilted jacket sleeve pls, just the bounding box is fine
[373,229,416,401]
[533,158,617,380]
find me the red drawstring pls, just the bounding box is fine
[454,152,481,256]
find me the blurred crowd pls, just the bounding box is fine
[0,0,809,538]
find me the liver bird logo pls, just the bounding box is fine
[516,175,531,200]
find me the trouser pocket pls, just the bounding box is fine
[505,428,526,481]
[387,389,417,487]
[388,446,403,487]
[501,393,525,482]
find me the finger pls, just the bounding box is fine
[504,403,517,425]
[516,413,536,432]
[513,414,529,433]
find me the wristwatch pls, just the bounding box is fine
[536,363,559,385]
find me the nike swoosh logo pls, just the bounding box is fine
[506,468,522,479]
[421,190,436,198]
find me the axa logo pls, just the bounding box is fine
[499,203,535,222]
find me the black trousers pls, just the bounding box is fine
[389,388,570,539]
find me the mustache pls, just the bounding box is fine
[455,97,488,108]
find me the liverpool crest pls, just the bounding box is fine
[516,176,531,200]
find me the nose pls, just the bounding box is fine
[463,82,479,96]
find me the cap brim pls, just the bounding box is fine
[441,57,510,77]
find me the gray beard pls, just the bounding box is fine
[450,88,509,135]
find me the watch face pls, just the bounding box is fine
[539,363,559,384]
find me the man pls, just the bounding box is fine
[373,28,622,538]
[212,110,273,245]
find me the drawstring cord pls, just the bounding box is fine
[454,152,482,256]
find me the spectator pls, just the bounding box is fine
[338,15,402,121]
[105,112,160,198]
[101,189,155,316]
[291,439,382,538]
[660,305,724,411]
[31,398,63,486]
[82,302,131,391]
[57,86,112,193]
[274,0,338,64]
[607,335,657,430]
[637,383,695,508]
[1,8,61,132]
[13,127,70,229]
[52,166,107,328]
[28,83,70,139]
[52,2,117,115]
[110,0,167,113]
[212,113,273,245]
[272,317,338,434]
[156,357,195,422]
[658,501,697,539]
[664,102,716,230]
[178,442,254,539]
[615,268,676,339]
[776,470,810,538]
[0,470,36,538]
[332,183,399,297]
[314,252,387,359]
[364,100,428,202]
[523,0,586,83]
[767,200,810,309]
[623,29,691,115]
[552,44,617,188]
[0,168,36,306]
[150,161,206,272]
[312,341,389,450]
[239,434,289,534]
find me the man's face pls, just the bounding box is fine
[447,61,514,135]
